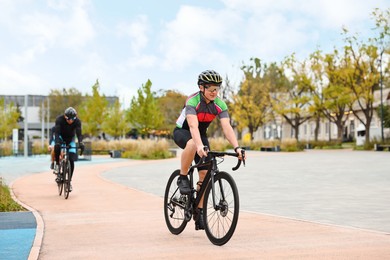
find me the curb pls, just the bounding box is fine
[10,177,44,260]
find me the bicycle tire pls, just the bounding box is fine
[164,170,188,234]
[203,171,239,246]
[63,160,71,199]
[57,163,64,196]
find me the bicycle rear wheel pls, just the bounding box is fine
[203,171,239,246]
[63,160,71,199]
[57,163,64,196]
[164,170,188,235]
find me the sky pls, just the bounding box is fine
[0,0,388,108]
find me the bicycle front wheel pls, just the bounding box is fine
[164,170,188,235]
[203,171,239,246]
[57,163,63,196]
[63,160,71,199]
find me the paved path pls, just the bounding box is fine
[7,150,390,259]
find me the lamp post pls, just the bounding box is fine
[379,48,384,142]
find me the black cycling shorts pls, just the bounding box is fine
[173,127,210,171]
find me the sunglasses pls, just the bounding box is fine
[205,86,221,93]
[65,116,76,121]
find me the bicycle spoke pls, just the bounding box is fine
[164,170,188,234]
[204,171,239,246]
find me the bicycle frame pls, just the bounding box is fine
[164,148,245,245]
[186,150,243,213]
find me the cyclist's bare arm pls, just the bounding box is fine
[220,118,246,160]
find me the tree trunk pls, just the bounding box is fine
[314,117,320,142]
[294,124,299,140]
[336,125,343,143]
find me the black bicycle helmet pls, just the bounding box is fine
[197,70,222,86]
[64,107,77,119]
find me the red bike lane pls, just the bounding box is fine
[11,158,390,259]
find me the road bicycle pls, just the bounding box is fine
[164,148,245,246]
[55,143,82,199]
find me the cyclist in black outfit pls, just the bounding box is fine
[54,107,84,191]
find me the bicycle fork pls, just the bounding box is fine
[209,159,226,212]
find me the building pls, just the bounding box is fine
[251,88,390,143]
[1,94,118,142]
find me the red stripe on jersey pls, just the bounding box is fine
[198,112,216,122]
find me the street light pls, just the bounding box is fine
[379,48,384,142]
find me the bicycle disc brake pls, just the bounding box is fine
[218,200,229,217]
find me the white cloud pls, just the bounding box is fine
[122,55,158,69]
[17,0,94,62]
[116,15,149,54]
[65,0,95,48]
[0,65,47,94]
[78,52,109,88]
[0,0,388,100]
[160,6,239,70]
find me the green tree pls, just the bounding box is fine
[371,8,390,141]
[79,80,109,137]
[311,49,354,142]
[156,90,186,134]
[43,88,83,121]
[127,79,163,137]
[0,98,20,140]
[272,54,313,140]
[101,99,130,139]
[231,58,272,140]
[342,31,381,145]
[338,8,390,146]
[307,50,326,142]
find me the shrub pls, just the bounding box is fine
[0,178,26,212]
[119,139,174,159]
[32,140,47,154]
[281,138,301,152]
[304,140,344,150]
[209,137,231,151]
[247,140,261,150]
[0,141,12,156]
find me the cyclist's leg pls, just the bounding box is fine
[54,144,60,165]
[54,135,63,165]
[195,135,210,206]
[68,141,77,181]
[181,140,196,174]
[173,128,196,175]
[49,140,55,169]
[51,149,55,163]
[193,136,210,230]
[173,128,195,194]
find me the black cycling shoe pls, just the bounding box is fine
[195,208,205,230]
[177,175,191,195]
[50,162,54,170]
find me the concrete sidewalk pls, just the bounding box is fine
[10,154,390,259]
